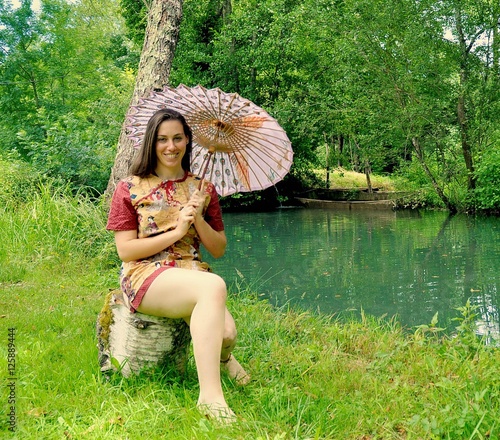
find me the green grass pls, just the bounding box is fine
[1,183,499,439]
[313,167,400,191]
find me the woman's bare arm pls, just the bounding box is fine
[194,218,227,258]
[114,201,196,262]
[190,189,227,258]
[114,229,182,262]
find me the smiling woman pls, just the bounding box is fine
[106,108,250,423]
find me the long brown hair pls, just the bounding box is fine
[129,108,193,177]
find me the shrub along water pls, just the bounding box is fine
[0,178,498,439]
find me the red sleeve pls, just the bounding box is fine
[106,180,138,231]
[205,183,224,231]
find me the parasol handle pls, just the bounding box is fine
[197,147,215,191]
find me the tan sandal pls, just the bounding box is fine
[197,403,236,424]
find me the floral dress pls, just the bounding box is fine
[106,172,224,312]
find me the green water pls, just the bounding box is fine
[205,209,500,341]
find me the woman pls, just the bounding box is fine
[106,108,249,422]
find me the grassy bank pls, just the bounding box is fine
[310,168,446,210]
[313,167,399,191]
[1,184,499,439]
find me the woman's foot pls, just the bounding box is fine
[221,354,251,386]
[197,401,236,424]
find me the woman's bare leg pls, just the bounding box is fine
[220,310,250,385]
[186,308,251,386]
[137,268,234,421]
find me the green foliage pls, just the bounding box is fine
[472,146,500,211]
[169,0,500,212]
[0,157,43,206]
[0,164,118,284]
[452,299,483,357]
[119,0,147,46]
[104,33,141,71]
[0,0,134,195]
[408,300,500,438]
[1,0,500,210]
[393,159,446,209]
[15,93,132,194]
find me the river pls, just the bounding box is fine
[204,208,500,342]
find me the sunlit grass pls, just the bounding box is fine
[313,167,401,191]
[1,182,499,439]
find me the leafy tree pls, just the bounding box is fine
[0,0,134,193]
[438,0,500,192]
[473,146,500,211]
[120,0,148,47]
[90,0,500,211]
[2,0,499,210]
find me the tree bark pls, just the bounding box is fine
[104,0,184,201]
[96,290,191,377]
[323,133,330,188]
[338,134,344,167]
[454,6,476,191]
[364,158,372,193]
[411,136,455,213]
[494,14,500,75]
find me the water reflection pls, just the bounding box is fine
[204,209,500,342]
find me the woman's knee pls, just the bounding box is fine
[213,273,227,292]
[204,273,227,302]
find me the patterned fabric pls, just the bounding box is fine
[106,171,224,312]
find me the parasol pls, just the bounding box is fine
[126,84,293,197]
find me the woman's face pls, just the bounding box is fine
[155,119,189,177]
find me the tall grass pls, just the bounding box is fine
[1,182,499,439]
[0,179,118,285]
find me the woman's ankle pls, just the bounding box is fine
[221,354,251,386]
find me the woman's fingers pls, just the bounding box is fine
[179,191,205,227]
[176,206,196,232]
[189,190,206,206]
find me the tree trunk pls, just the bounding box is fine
[457,89,475,190]
[364,158,372,193]
[323,132,330,188]
[411,136,456,213]
[96,290,191,377]
[104,0,184,201]
[454,6,475,191]
[338,134,344,167]
[352,139,361,173]
[493,8,500,76]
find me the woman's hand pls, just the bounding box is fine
[186,190,207,221]
[175,190,206,234]
[185,189,227,258]
[114,227,185,263]
[176,203,197,234]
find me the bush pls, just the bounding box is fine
[473,147,500,211]
[0,156,44,207]
[15,110,118,196]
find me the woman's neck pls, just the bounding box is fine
[155,168,186,181]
